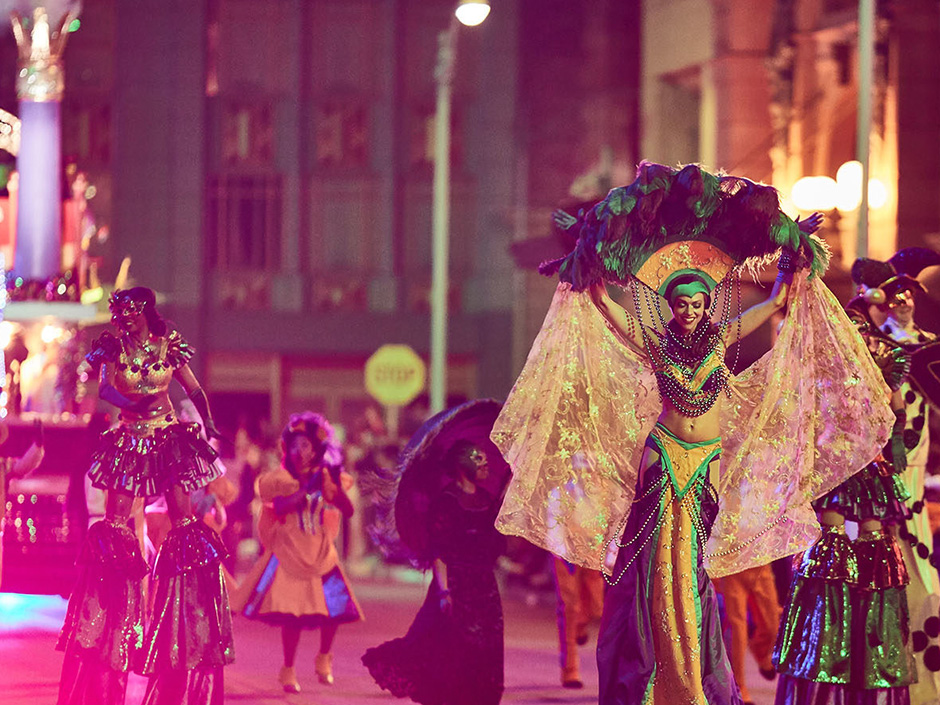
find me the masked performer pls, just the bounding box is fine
[853,249,940,705]
[774,298,916,704]
[363,440,507,705]
[492,162,896,705]
[56,287,233,705]
[236,411,361,693]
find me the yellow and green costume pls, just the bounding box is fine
[495,164,896,705]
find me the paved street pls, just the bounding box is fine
[0,577,776,704]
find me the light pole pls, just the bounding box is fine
[855,0,874,258]
[429,0,490,415]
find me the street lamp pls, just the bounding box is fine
[791,160,888,266]
[429,0,491,415]
[791,162,887,213]
[455,0,491,27]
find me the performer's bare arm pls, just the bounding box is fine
[725,212,824,344]
[724,280,789,344]
[588,281,646,352]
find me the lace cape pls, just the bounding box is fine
[492,272,895,578]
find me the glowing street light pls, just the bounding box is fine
[791,161,887,213]
[791,176,838,212]
[455,0,491,27]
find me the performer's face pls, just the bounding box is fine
[109,298,147,335]
[288,435,316,474]
[887,288,914,325]
[670,293,707,333]
[458,445,490,485]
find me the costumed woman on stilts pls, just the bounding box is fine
[56,287,234,705]
[774,295,917,704]
[491,162,897,705]
[852,248,940,705]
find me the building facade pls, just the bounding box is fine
[1,0,522,434]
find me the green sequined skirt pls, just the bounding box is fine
[774,529,916,692]
[812,462,911,526]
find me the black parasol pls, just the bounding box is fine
[394,398,509,566]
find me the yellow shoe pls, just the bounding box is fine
[278,665,301,693]
[315,652,334,685]
[561,665,583,689]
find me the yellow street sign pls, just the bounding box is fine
[364,344,427,407]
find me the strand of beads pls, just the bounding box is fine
[654,368,727,417]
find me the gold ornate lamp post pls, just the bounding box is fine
[7,2,80,280]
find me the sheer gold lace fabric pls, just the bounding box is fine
[492,272,894,577]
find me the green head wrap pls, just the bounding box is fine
[661,269,716,306]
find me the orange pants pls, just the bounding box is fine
[712,564,781,702]
[553,557,604,682]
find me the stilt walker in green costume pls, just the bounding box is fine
[774,297,917,705]
[491,162,896,705]
[853,249,940,705]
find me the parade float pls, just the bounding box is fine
[0,1,123,596]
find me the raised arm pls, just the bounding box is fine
[724,276,789,343]
[724,212,823,344]
[588,280,646,352]
[321,469,354,518]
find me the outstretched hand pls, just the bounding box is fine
[552,209,578,231]
[796,212,824,235]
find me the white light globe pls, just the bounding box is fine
[455,1,490,26]
[836,181,862,211]
[836,160,863,187]
[792,176,837,212]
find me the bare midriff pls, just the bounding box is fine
[657,396,721,443]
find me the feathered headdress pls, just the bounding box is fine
[540,162,829,293]
[281,411,343,476]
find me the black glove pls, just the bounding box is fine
[889,408,907,472]
[188,387,221,440]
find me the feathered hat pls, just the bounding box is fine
[539,162,828,296]
[281,411,343,475]
[851,247,940,305]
